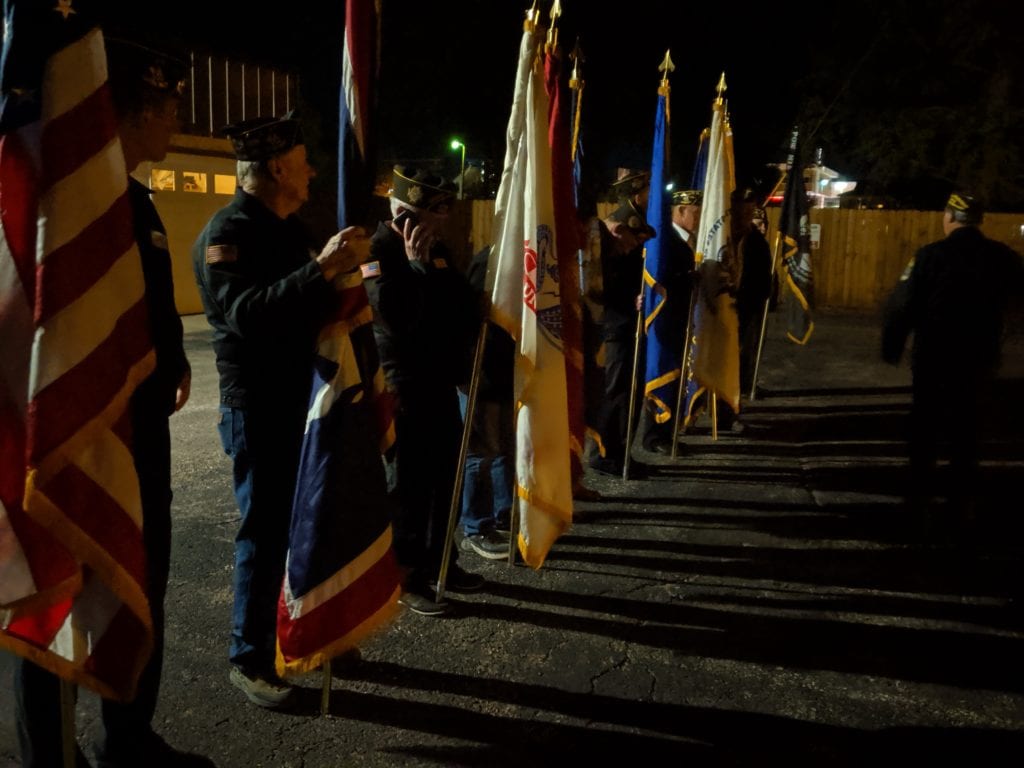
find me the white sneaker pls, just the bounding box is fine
[229,666,293,709]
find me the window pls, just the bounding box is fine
[214,174,237,195]
[182,172,208,193]
[151,168,175,191]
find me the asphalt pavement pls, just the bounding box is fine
[2,307,1023,767]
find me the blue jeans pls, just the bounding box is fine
[458,392,513,536]
[217,405,299,673]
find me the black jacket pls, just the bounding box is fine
[882,226,1022,372]
[364,222,478,395]
[129,178,188,418]
[736,228,773,328]
[191,188,338,409]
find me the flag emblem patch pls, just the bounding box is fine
[206,244,238,264]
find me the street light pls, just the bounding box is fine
[450,138,466,200]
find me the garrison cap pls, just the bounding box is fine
[610,169,651,201]
[224,112,304,161]
[105,38,186,111]
[607,198,656,238]
[391,165,456,211]
[671,189,703,207]
[946,191,982,217]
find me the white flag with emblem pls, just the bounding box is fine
[487,22,571,568]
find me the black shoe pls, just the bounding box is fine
[398,587,450,616]
[443,563,485,592]
[642,438,673,455]
[460,530,510,560]
[623,460,650,480]
[96,730,217,768]
[572,482,602,501]
[588,456,623,476]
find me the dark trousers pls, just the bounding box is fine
[591,338,635,467]
[738,307,762,394]
[908,369,987,507]
[15,416,172,765]
[387,386,463,584]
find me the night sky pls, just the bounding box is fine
[109,0,1022,209]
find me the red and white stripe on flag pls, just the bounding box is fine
[276,275,401,676]
[0,20,155,702]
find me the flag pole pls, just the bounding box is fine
[569,39,584,164]
[670,284,699,458]
[623,50,674,481]
[436,317,491,601]
[569,38,586,297]
[320,662,331,716]
[623,302,645,480]
[507,495,520,566]
[748,228,782,400]
[749,168,786,403]
[60,680,76,768]
[710,392,718,441]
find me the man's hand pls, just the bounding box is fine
[174,368,191,413]
[399,218,436,264]
[316,226,370,280]
[606,220,640,255]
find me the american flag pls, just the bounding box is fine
[0,0,155,701]
[276,0,400,677]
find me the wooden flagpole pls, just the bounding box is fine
[437,318,491,601]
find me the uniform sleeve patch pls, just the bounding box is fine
[360,260,382,279]
[150,231,168,251]
[206,244,238,264]
[432,257,448,269]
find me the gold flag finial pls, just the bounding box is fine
[658,49,675,94]
[546,0,562,50]
[569,37,584,89]
[525,0,540,32]
[715,71,727,104]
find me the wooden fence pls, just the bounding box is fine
[446,202,1024,310]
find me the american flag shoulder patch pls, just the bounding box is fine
[150,231,168,251]
[360,260,381,279]
[206,244,238,264]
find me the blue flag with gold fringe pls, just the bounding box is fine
[641,87,681,424]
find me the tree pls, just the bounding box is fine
[796,0,1023,209]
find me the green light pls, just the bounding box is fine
[450,139,463,150]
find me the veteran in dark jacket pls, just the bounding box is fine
[882,191,1023,533]
[192,113,366,708]
[589,170,656,476]
[640,189,701,454]
[363,166,481,616]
